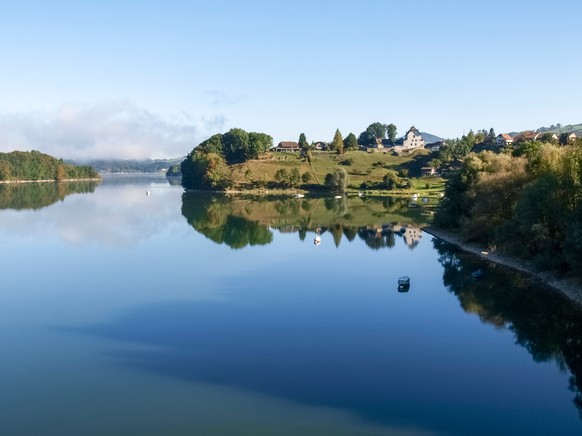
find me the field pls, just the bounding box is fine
[229,149,446,197]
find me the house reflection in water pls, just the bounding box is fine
[392,224,422,249]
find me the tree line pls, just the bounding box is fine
[0,150,99,182]
[180,121,402,191]
[435,140,582,277]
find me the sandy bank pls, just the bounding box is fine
[422,225,582,308]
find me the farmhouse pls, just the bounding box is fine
[496,133,514,146]
[274,141,300,152]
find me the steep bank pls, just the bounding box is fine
[423,225,582,308]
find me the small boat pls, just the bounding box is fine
[411,193,418,200]
[397,276,410,292]
[358,192,364,197]
[294,193,305,198]
[471,269,484,279]
[334,195,342,199]
[314,235,321,246]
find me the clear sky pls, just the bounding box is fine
[0,0,580,159]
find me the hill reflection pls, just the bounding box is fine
[181,193,431,250]
[0,181,99,211]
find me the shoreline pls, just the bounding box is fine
[0,178,101,184]
[422,225,582,308]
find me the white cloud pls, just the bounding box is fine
[0,101,226,160]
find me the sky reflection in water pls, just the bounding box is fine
[1,176,581,435]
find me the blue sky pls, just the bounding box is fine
[0,0,580,159]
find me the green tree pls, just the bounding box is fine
[301,171,312,184]
[221,128,250,163]
[366,122,387,140]
[324,168,349,192]
[248,132,273,159]
[343,132,358,150]
[298,133,309,151]
[357,130,375,146]
[331,129,344,154]
[197,134,223,154]
[387,123,397,143]
[383,170,401,190]
[274,168,289,187]
[289,167,301,188]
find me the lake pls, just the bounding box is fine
[1,174,581,435]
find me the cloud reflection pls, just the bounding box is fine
[0,176,185,248]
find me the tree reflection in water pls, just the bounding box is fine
[433,238,582,417]
[181,192,428,250]
[0,181,99,211]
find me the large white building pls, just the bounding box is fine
[393,126,425,155]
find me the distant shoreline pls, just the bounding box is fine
[0,178,101,184]
[423,225,582,308]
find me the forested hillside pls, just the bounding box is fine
[435,141,582,277]
[0,150,99,181]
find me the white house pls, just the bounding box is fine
[393,126,425,154]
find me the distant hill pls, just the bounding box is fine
[420,132,445,144]
[69,157,184,173]
[1,150,99,181]
[535,122,582,135]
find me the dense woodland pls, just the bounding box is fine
[0,150,99,181]
[435,140,582,278]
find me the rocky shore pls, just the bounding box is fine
[423,225,582,308]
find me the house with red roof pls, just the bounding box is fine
[496,133,514,147]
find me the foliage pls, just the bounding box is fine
[343,133,358,150]
[435,145,582,277]
[324,168,349,192]
[438,131,479,161]
[166,164,182,177]
[387,123,397,143]
[298,133,309,151]
[330,129,344,154]
[289,167,301,188]
[383,170,401,190]
[181,128,272,190]
[274,168,289,185]
[0,150,99,181]
[193,128,273,165]
[181,150,232,190]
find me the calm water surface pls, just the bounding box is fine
[0,174,581,435]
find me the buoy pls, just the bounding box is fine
[146,190,150,196]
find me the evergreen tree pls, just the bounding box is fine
[332,129,344,155]
[298,133,309,151]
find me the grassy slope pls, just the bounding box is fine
[230,149,446,195]
[546,123,582,134]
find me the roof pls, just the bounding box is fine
[498,133,513,141]
[406,126,420,134]
[276,141,300,148]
